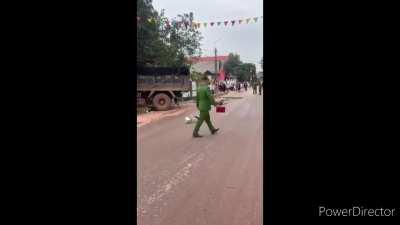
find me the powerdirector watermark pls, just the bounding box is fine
[318,206,397,217]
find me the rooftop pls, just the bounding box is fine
[189,55,229,63]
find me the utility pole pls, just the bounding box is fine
[213,37,221,78]
[214,47,217,76]
[213,38,221,95]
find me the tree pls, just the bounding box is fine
[137,0,203,67]
[223,53,242,76]
[166,12,203,67]
[137,0,162,65]
[223,53,255,82]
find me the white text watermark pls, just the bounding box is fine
[318,206,396,217]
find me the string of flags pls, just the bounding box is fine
[137,16,263,29]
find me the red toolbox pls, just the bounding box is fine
[216,105,226,113]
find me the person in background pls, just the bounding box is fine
[244,81,248,92]
[252,79,258,94]
[209,79,215,95]
[193,76,222,138]
[258,79,262,95]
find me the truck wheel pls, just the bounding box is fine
[152,93,171,111]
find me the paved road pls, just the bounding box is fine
[138,89,263,225]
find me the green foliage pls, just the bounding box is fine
[223,53,256,82]
[223,53,242,76]
[137,0,203,68]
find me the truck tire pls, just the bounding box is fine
[152,93,171,111]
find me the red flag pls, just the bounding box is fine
[224,21,228,26]
[218,68,226,81]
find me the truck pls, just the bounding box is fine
[137,66,192,111]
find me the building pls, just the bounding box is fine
[189,56,229,78]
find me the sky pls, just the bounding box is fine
[151,0,263,72]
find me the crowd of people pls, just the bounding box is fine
[209,78,262,95]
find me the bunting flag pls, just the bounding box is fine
[136,15,263,29]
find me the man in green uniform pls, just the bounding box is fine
[193,76,221,138]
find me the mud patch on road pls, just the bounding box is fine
[137,104,196,128]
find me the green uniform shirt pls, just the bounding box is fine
[196,84,216,111]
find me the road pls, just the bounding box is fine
[137,89,263,225]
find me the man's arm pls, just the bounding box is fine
[196,90,199,108]
[206,87,217,106]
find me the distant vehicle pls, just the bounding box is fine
[137,66,192,111]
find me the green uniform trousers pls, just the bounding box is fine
[193,111,215,135]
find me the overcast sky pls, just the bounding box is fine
[152,0,263,72]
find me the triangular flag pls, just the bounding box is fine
[203,23,207,27]
[224,21,228,26]
[238,19,242,24]
[217,22,221,26]
[246,18,251,23]
[231,20,235,26]
[210,22,215,26]
[197,23,201,28]
[254,17,258,22]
